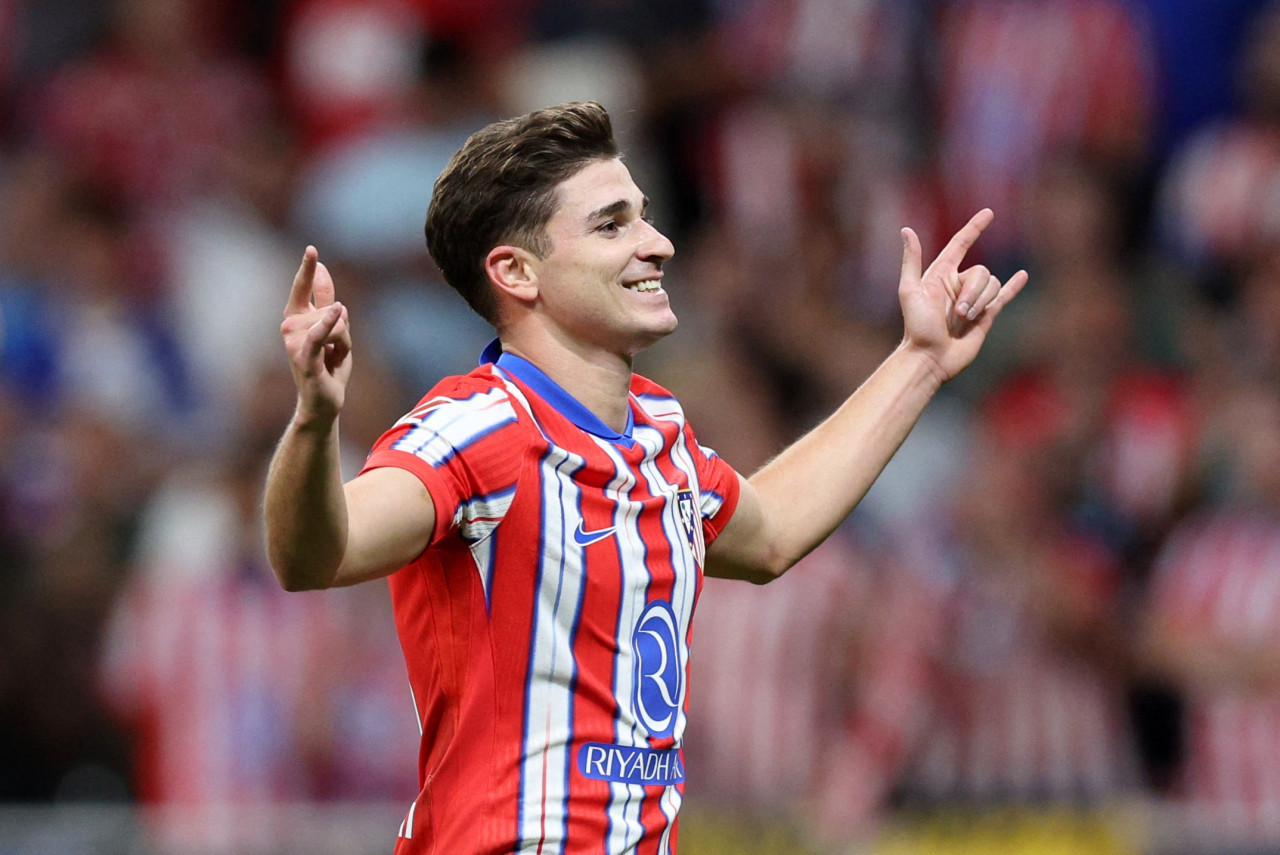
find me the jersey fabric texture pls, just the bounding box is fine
[360,343,741,855]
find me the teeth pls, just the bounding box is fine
[627,279,662,293]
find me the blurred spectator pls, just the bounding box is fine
[0,405,138,802]
[0,152,180,804]
[291,39,496,270]
[289,37,497,393]
[281,0,533,151]
[933,0,1158,263]
[46,181,193,438]
[682,534,884,854]
[709,0,923,114]
[0,0,111,141]
[157,115,304,439]
[977,155,1201,561]
[1139,382,1280,853]
[892,420,1142,834]
[1130,0,1271,161]
[100,365,418,853]
[521,0,731,238]
[972,158,1204,794]
[678,100,936,436]
[1157,1,1280,281]
[31,0,274,218]
[0,151,70,407]
[282,0,432,149]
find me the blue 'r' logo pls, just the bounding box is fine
[632,599,682,738]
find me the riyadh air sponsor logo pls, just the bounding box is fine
[577,742,685,785]
[573,519,618,547]
[632,599,681,738]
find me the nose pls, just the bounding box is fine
[636,218,675,267]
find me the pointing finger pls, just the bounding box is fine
[931,209,994,275]
[285,246,318,317]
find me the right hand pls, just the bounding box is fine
[281,246,352,426]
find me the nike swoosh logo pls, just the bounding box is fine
[574,520,618,547]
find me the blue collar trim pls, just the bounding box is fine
[480,339,636,447]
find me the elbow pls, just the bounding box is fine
[276,573,329,593]
[747,538,799,584]
[745,556,792,585]
[267,549,336,592]
[270,566,316,593]
[711,550,793,585]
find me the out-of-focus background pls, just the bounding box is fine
[2,0,1280,853]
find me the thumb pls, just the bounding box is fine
[899,227,923,292]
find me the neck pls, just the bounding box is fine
[498,330,635,433]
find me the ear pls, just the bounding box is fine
[485,245,540,306]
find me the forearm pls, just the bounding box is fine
[747,343,943,573]
[263,411,348,591]
[1142,628,1280,694]
[709,211,1024,581]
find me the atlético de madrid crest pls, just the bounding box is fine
[676,489,705,568]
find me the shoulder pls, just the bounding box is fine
[383,368,530,461]
[401,366,524,422]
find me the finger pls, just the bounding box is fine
[325,316,353,366]
[931,208,994,274]
[968,275,1002,321]
[954,265,990,319]
[286,246,319,316]
[303,303,345,361]
[986,269,1029,317]
[313,260,336,309]
[898,227,923,292]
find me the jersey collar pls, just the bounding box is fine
[480,339,636,448]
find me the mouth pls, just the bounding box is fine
[623,278,663,293]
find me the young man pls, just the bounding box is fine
[265,102,1026,854]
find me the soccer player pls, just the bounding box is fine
[264,101,1026,854]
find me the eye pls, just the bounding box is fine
[596,220,621,235]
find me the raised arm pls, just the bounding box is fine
[705,210,1028,583]
[264,247,435,590]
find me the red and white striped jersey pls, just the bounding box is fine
[101,475,419,853]
[1148,508,1280,844]
[902,535,1139,804]
[361,345,741,855]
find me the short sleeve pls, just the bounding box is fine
[361,380,527,546]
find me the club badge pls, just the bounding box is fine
[676,488,705,568]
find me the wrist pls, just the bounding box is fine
[892,340,950,392]
[290,401,340,437]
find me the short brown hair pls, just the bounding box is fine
[425,102,619,324]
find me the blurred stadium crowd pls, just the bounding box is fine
[3,0,1280,853]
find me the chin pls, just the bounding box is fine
[651,309,680,339]
[625,315,679,356]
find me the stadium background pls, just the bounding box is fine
[2,0,1280,852]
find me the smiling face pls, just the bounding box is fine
[527,157,677,359]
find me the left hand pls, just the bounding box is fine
[898,208,1028,383]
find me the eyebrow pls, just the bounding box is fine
[586,196,649,222]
